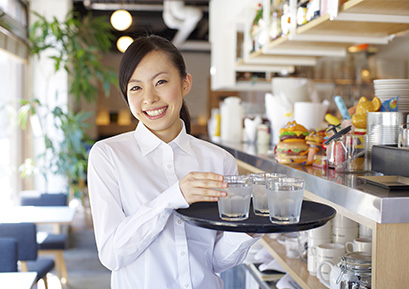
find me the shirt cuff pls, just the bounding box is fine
[223,231,263,247]
[151,181,189,210]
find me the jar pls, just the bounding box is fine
[337,252,372,289]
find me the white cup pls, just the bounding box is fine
[307,237,331,275]
[294,102,328,130]
[359,224,372,238]
[332,226,358,244]
[285,237,300,259]
[346,237,372,253]
[317,261,342,289]
[312,243,345,282]
[333,214,358,228]
[308,221,332,239]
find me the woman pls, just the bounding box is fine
[87,35,260,289]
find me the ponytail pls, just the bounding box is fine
[180,100,191,134]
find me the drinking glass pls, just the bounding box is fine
[266,177,305,224]
[398,123,409,148]
[217,175,252,221]
[250,173,286,216]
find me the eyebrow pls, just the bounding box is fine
[128,71,168,84]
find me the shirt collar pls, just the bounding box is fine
[133,120,193,156]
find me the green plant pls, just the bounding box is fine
[29,10,117,102]
[19,10,118,197]
[19,99,92,197]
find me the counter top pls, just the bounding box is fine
[213,141,409,224]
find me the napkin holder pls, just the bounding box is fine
[371,145,409,177]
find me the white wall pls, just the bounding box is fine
[373,31,409,79]
[182,51,211,122]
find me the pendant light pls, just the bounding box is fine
[110,9,132,31]
[116,36,134,53]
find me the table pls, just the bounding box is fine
[0,272,37,289]
[0,206,77,233]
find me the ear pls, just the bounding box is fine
[182,73,192,97]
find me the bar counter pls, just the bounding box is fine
[213,141,409,224]
[212,140,409,288]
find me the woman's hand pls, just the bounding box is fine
[179,172,228,204]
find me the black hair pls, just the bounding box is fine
[118,35,191,134]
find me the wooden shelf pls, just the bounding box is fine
[245,0,409,65]
[259,237,326,289]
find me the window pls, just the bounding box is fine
[0,0,28,206]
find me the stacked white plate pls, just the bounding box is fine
[373,79,409,112]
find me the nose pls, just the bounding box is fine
[143,87,160,105]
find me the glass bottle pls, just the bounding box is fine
[337,252,372,289]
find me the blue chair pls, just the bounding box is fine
[20,193,69,284]
[0,223,55,289]
[0,237,18,272]
[20,193,68,206]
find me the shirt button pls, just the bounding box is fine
[181,251,185,256]
[177,219,182,224]
[167,164,172,169]
[184,283,189,288]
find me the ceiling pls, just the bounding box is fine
[73,0,210,52]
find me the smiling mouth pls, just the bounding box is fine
[144,106,168,117]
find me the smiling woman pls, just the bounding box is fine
[118,35,193,136]
[125,50,191,142]
[87,35,261,289]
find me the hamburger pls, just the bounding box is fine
[305,130,325,165]
[275,121,309,165]
[305,130,325,147]
[278,121,309,142]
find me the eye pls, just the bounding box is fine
[129,85,141,92]
[156,79,167,86]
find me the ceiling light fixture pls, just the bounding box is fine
[110,9,132,31]
[116,36,134,53]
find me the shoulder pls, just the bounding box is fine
[90,131,135,156]
[188,136,235,160]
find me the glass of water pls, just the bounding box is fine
[217,175,252,221]
[266,177,305,224]
[251,173,286,216]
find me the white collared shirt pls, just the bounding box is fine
[87,121,258,289]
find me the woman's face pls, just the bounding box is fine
[127,50,192,142]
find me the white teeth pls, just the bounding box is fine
[145,107,166,116]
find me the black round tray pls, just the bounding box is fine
[175,200,336,233]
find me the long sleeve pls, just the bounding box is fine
[88,143,189,271]
[86,122,261,289]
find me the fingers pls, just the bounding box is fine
[180,172,229,204]
[186,172,228,190]
[190,172,224,182]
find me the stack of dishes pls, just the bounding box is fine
[373,79,409,112]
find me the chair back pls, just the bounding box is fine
[0,223,38,261]
[21,193,68,206]
[0,237,18,272]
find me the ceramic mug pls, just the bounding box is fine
[308,221,332,239]
[312,243,345,282]
[332,226,358,244]
[346,238,372,253]
[332,214,358,228]
[307,237,331,276]
[317,261,342,289]
[359,224,372,238]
